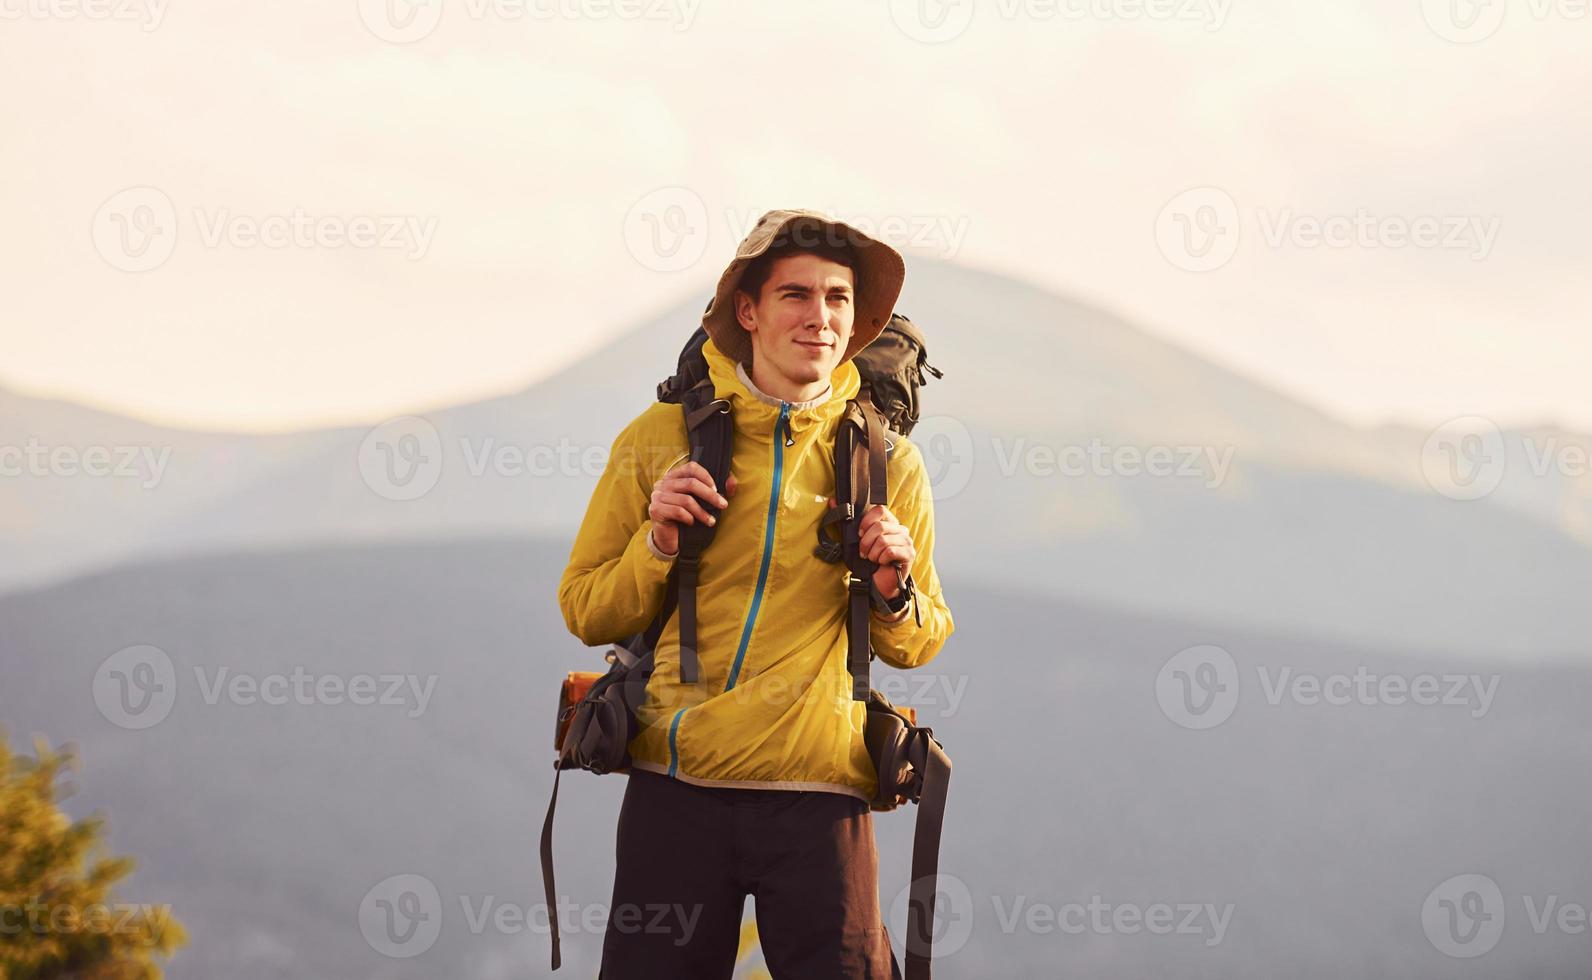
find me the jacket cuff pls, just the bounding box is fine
[871,604,912,624]
[645,525,678,562]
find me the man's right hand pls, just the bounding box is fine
[649,461,737,557]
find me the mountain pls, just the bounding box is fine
[6,258,1592,655]
[3,537,1588,978]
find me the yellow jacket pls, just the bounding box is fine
[557,335,954,802]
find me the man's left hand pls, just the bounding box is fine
[858,504,915,599]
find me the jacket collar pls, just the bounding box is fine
[735,360,830,411]
[703,334,859,437]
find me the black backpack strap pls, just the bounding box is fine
[539,760,567,970]
[903,734,951,979]
[674,382,733,684]
[836,392,892,701]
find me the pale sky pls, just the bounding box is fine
[2,0,1588,434]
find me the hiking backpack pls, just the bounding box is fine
[540,310,951,977]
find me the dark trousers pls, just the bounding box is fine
[598,769,901,979]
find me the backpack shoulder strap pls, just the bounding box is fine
[667,380,733,684]
[829,391,893,701]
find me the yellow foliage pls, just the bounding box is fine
[0,732,188,980]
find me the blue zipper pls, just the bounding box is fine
[666,708,685,777]
[667,402,792,777]
[726,402,791,691]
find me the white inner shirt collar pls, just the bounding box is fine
[735,359,832,411]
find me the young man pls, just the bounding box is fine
[558,209,953,979]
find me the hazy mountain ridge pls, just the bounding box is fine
[5,257,1592,656]
[4,535,1589,979]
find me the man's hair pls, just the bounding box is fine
[735,229,861,307]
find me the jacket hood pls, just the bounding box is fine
[702,334,860,439]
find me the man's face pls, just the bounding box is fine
[734,253,856,389]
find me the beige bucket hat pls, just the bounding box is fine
[701,209,906,367]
